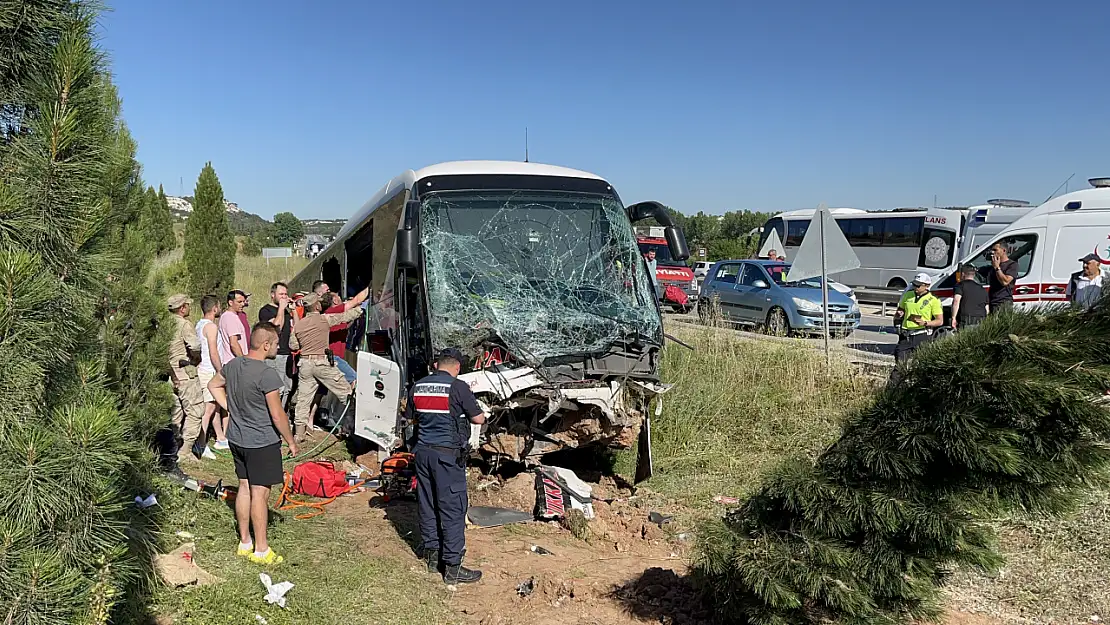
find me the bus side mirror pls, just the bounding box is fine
[627,201,690,261]
[396,199,422,269]
[665,226,690,261]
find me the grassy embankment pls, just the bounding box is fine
[152,256,1110,624]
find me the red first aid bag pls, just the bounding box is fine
[663,284,689,306]
[289,461,350,498]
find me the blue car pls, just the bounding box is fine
[697,260,861,336]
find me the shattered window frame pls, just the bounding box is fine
[418,187,663,366]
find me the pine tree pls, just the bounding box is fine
[154,184,176,253]
[183,162,235,296]
[0,2,171,623]
[694,306,1110,624]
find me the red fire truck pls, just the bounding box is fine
[636,226,698,312]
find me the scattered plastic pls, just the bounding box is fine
[647,511,673,526]
[467,505,533,528]
[260,573,294,608]
[516,577,536,597]
[676,533,689,541]
[255,615,268,625]
[134,493,158,508]
[530,545,554,555]
[712,495,739,505]
[174,531,195,540]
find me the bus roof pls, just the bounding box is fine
[775,208,868,219]
[337,161,609,240]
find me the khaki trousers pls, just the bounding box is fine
[294,358,352,441]
[170,369,204,461]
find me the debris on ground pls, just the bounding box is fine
[529,545,554,555]
[516,577,535,597]
[155,543,220,588]
[612,567,712,625]
[647,511,673,526]
[260,573,294,608]
[174,530,194,540]
[134,493,158,508]
[712,495,739,505]
[467,506,533,528]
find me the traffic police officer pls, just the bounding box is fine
[893,273,943,364]
[167,294,204,470]
[407,348,486,584]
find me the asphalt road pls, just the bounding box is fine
[666,305,899,359]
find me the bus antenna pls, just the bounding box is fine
[1044,173,1075,203]
[524,127,529,163]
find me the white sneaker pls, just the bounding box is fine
[212,439,230,451]
[201,445,217,460]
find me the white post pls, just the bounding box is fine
[820,209,830,368]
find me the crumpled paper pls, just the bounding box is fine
[260,573,294,608]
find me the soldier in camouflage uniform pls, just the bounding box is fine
[168,294,205,466]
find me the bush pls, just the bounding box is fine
[240,236,262,257]
[694,306,1110,624]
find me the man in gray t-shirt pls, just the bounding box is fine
[208,322,298,566]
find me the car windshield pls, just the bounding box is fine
[420,188,662,364]
[765,264,822,288]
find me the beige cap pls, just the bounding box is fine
[167,293,192,310]
[301,293,321,307]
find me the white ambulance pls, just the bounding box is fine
[917,200,1035,283]
[931,178,1110,310]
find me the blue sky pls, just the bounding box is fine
[99,0,1110,219]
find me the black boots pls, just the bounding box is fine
[423,549,440,574]
[443,563,482,584]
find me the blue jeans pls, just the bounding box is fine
[335,357,357,384]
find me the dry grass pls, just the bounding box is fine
[234,254,310,305]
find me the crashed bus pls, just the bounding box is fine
[289,161,689,480]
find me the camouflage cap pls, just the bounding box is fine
[167,293,192,310]
[301,293,321,307]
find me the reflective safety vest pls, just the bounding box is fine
[898,290,942,331]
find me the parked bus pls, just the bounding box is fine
[635,225,698,312]
[931,178,1110,313]
[289,161,688,480]
[761,208,929,289]
[916,200,1034,282]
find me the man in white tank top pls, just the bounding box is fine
[193,295,225,458]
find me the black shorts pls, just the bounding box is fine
[230,442,284,487]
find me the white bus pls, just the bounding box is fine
[916,200,1034,280]
[289,160,688,481]
[761,208,930,290]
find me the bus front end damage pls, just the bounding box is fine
[418,189,670,474]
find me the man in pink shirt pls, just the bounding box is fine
[215,289,249,449]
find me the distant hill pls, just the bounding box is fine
[168,196,345,239]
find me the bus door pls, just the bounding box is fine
[917,208,965,277]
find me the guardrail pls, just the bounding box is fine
[854,288,903,315]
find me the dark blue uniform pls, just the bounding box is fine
[406,370,483,567]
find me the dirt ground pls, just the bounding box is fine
[306,462,1001,625]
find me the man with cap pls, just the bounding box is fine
[167,294,205,471]
[1067,253,1106,311]
[893,273,944,364]
[406,347,486,584]
[288,288,367,442]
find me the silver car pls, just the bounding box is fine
[698,260,861,336]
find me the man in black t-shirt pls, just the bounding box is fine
[257,281,294,408]
[951,265,988,329]
[987,242,1019,313]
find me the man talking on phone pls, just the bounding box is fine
[893,273,944,364]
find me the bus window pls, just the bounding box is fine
[843,219,881,247]
[762,217,785,247]
[786,220,809,246]
[883,217,923,247]
[919,227,956,269]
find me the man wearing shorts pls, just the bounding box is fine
[207,322,299,565]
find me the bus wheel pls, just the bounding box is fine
[767,307,790,337]
[887,278,907,290]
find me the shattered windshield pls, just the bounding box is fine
[420,187,662,365]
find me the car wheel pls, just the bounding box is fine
[887,278,907,290]
[766,306,790,337]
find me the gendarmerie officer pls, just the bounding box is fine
[406,348,486,584]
